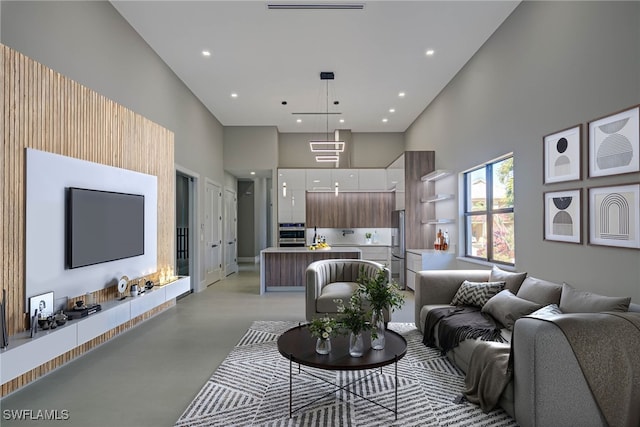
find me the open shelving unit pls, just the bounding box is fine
[421,170,455,228]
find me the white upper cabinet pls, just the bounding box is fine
[305,169,332,191]
[358,169,387,191]
[278,169,306,190]
[331,169,359,191]
[303,168,389,192]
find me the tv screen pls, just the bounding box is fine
[66,187,145,269]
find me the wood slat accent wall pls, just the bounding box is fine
[0,44,175,335]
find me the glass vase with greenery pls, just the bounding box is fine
[308,315,336,355]
[334,294,370,357]
[356,266,405,350]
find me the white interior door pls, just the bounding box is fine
[204,179,222,285]
[224,188,238,276]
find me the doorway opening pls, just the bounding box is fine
[176,171,196,291]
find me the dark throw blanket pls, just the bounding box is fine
[422,306,504,354]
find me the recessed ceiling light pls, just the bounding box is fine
[296,118,302,123]
[230,93,238,98]
[389,108,395,113]
[382,118,388,123]
[202,50,211,57]
[250,171,256,175]
[339,119,345,123]
[398,92,405,98]
[426,49,435,56]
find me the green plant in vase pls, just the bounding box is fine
[357,266,405,350]
[334,293,370,357]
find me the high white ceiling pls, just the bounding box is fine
[111,1,519,134]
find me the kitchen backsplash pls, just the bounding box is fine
[307,228,392,246]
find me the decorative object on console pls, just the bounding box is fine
[118,276,129,300]
[1,289,8,347]
[30,309,38,338]
[588,104,639,178]
[65,303,102,320]
[29,291,54,320]
[544,188,582,244]
[588,183,640,249]
[543,124,582,184]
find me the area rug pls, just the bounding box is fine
[175,321,518,427]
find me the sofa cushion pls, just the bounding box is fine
[451,280,505,308]
[559,283,631,313]
[528,303,563,318]
[517,276,562,306]
[489,265,527,294]
[482,290,542,330]
[316,282,360,313]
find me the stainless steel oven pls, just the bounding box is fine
[278,223,306,247]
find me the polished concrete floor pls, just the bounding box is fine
[1,264,415,427]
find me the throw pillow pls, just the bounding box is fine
[482,289,542,330]
[528,304,563,318]
[517,276,563,306]
[559,283,631,313]
[450,280,505,308]
[489,265,527,294]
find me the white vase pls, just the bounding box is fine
[371,308,386,350]
[315,337,331,355]
[349,331,365,357]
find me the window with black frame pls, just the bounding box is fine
[464,156,515,265]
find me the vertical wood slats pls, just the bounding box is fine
[0,44,175,335]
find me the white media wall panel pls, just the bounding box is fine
[26,148,158,306]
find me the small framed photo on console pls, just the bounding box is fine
[29,291,54,318]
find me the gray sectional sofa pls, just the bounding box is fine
[415,267,640,427]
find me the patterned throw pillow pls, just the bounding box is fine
[528,304,563,318]
[450,280,506,308]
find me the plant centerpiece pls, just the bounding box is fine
[365,232,372,244]
[334,293,370,357]
[357,266,405,350]
[308,315,337,355]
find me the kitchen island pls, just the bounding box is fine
[259,246,362,294]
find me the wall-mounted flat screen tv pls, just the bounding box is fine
[66,187,145,269]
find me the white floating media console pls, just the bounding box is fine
[0,277,189,386]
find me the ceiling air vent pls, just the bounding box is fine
[267,3,365,10]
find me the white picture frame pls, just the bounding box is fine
[29,291,54,319]
[544,189,582,244]
[544,124,582,184]
[588,105,640,178]
[588,183,640,249]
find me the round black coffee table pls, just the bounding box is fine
[277,324,407,419]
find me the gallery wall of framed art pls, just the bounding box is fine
[543,103,639,250]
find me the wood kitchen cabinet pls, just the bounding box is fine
[305,192,393,228]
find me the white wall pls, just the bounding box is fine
[406,1,640,301]
[2,1,226,291]
[26,149,157,309]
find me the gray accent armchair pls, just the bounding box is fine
[305,258,390,322]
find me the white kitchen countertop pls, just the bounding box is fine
[261,246,362,253]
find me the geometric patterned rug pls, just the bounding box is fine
[175,321,518,427]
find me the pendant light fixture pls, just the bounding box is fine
[311,72,343,165]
